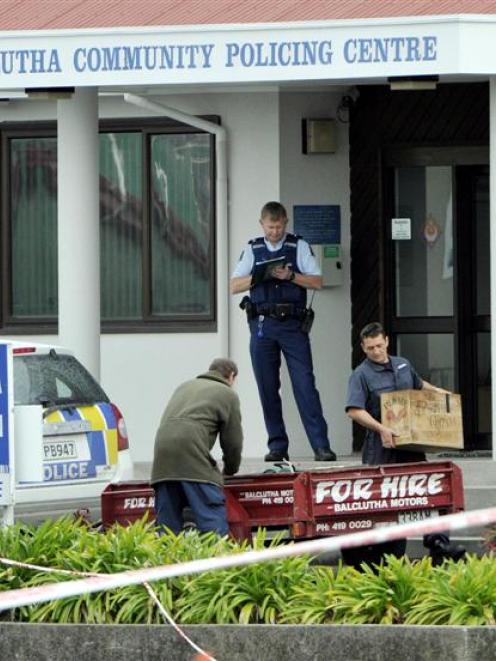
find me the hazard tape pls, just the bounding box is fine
[0,506,494,612]
[0,557,217,660]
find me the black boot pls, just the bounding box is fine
[264,450,289,462]
[314,448,337,461]
[429,538,466,566]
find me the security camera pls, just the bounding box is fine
[347,86,360,103]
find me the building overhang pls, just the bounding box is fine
[0,14,494,93]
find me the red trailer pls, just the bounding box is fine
[101,460,464,545]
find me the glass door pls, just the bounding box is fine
[386,159,490,451]
[457,166,490,449]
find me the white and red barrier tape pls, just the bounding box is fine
[0,506,494,612]
[0,557,217,661]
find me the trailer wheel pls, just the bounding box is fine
[341,539,407,570]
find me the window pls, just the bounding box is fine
[99,131,143,321]
[9,136,58,320]
[1,119,216,332]
[13,352,108,406]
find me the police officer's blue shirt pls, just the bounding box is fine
[231,234,321,278]
[346,355,423,422]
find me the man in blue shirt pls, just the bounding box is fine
[346,322,443,465]
[231,201,336,463]
[345,321,465,565]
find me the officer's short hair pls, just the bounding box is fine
[209,358,238,380]
[261,201,287,221]
[360,322,386,341]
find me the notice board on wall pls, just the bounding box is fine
[293,205,341,245]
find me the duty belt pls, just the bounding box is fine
[253,303,306,320]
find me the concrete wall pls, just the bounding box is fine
[1,623,495,661]
[1,87,352,464]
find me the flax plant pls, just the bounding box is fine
[405,554,496,625]
[175,530,311,624]
[0,516,490,626]
[278,564,342,624]
[330,555,432,624]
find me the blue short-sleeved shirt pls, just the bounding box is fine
[346,355,424,465]
[231,234,321,278]
[346,355,423,420]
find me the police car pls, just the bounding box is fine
[9,341,133,522]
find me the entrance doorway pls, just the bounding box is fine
[384,151,490,451]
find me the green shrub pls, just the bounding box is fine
[175,530,311,624]
[405,553,496,625]
[278,564,342,624]
[0,517,494,626]
[330,554,432,624]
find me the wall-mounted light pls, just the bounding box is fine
[336,88,359,124]
[387,76,439,91]
[302,118,336,154]
[25,87,75,99]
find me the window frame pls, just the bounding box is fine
[0,116,219,334]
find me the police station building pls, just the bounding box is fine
[0,1,495,463]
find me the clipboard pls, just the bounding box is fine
[251,256,287,286]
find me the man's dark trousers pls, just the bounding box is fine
[249,316,328,454]
[154,480,229,535]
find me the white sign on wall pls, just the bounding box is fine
[391,217,411,240]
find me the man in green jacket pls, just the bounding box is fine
[151,358,243,535]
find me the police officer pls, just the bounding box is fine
[230,201,336,462]
[345,321,465,565]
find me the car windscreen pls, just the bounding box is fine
[13,352,109,407]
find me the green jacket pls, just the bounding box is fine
[151,370,243,487]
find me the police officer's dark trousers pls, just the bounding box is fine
[249,315,328,454]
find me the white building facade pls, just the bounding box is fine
[1,8,495,462]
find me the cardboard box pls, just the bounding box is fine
[380,389,463,452]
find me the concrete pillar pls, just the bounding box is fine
[57,88,100,380]
[490,78,496,460]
